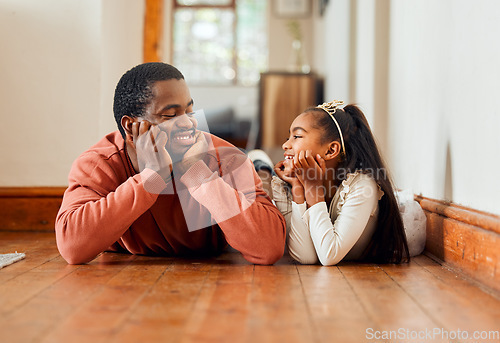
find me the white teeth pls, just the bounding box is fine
[175,135,192,140]
[285,156,293,159]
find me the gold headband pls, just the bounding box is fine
[316,100,346,158]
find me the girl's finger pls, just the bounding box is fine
[274,160,285,170]
[293,153,300,169]
[317,154,326,172]
[297,150,306,167]
[305,150,317,166]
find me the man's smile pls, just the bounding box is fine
[171,129,195,146]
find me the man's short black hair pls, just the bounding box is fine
[113,62,185,138]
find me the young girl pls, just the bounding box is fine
[270,100,417,265]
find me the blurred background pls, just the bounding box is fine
[1,0,499,216]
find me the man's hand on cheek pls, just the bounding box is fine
[174,130,208,175]
[134,121,173,183]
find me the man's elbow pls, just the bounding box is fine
[55,227,92,265]
[251,250,283,265]
[261,246,285,265]
[245,241,285,265]
[57,242,92,265]
[62,254,88,265]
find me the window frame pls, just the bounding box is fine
[170,0,240,86]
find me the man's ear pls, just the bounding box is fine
[121,115,135,136]
[324,141,341,160]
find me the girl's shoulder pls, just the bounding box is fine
[335,171,384,213]
[340,171,383,194]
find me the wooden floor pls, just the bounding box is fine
[1,232,499,343]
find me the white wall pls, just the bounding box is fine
[0,0,143,186]
[322,0,353,104]
[100,0,144,138]
[387,0,500,215]
[320,0,500,215]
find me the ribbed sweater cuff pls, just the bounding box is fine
[140,168,168,194]
[179,160,214,190]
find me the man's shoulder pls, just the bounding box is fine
[82,131,125,160]
[72,131,127,172]
[69,131,130,183]
[205,132,247,160]
[205,132,236,149]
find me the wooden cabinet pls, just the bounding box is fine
[258,72,323,149]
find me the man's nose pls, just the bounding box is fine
[174,114,193,129]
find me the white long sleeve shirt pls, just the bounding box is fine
[272,172,384,266]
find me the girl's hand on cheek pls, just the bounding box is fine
[294,150,326,207]
[275,160,299,186]
[274,160,305,204]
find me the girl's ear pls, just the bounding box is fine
[121,115,136,136]
[324,141,341,160]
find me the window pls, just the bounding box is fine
[172,0,268,86]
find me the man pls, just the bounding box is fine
[55,62,286,265]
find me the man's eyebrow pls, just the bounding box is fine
[291,126,307,133]
[158,99,194,112]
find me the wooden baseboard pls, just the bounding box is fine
[415,195,500,293]
[0,187,66,232]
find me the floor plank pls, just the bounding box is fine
[298,264,377,342]
[381,255,500,335]
[339,262,439,332]
[1,232,499,343]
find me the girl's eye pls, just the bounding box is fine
[293,135,302,139]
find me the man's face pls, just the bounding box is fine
[141,79,198,160]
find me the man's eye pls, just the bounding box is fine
[161,114,176,118]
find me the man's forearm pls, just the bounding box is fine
[180,160,286,264]
[55,171,162,264]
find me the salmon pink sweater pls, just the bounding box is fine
[55,131,286,265]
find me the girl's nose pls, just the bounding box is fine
[282,139,290,150]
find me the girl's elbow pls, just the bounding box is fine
[290,250,319,265]
[317,254,342,266]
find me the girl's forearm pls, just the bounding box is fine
[304,183,325,207]
[291,183,305,204]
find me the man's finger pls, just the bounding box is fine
[131,121,139,142]
[139,120,151,136]
[150,130,158,152]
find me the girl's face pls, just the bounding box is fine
[282,111,331,161]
